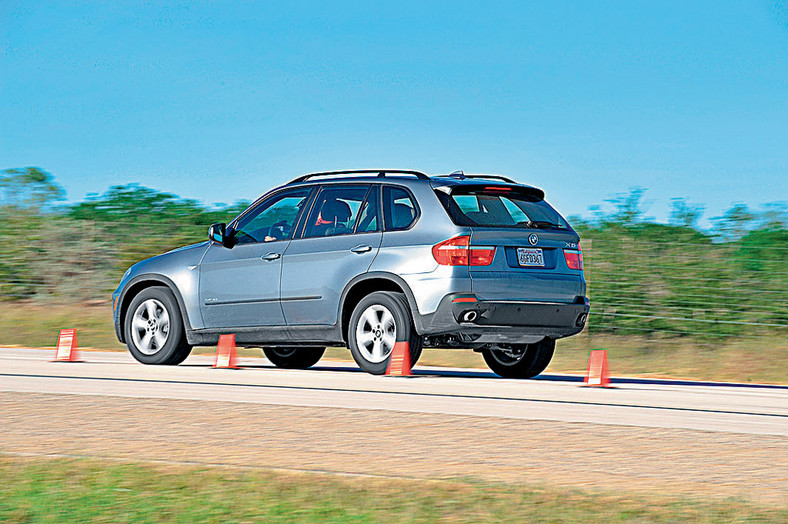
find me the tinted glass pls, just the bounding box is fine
[233,188,311,244]
[356,185,379,233]
[439,189,568,229]
[383,186,417,231]
[304,185,369,238]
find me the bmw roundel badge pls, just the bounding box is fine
[528,233,539,245]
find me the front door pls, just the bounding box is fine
[199,186,313,328]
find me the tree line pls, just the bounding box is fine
[3,167,786,340]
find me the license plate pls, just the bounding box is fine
[517,247,544,267]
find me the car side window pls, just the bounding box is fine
[383,186,417,231]
[356,186,379,233]
[233,187,312,245]
[303,185,369,238]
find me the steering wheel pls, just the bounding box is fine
[267,220,291,241]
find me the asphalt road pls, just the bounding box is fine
[1,347,786,436]
[3,346,788,503]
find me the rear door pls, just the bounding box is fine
[445,186,585,302]
[279,184,382,326]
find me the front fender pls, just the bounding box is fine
[116,274,197,343]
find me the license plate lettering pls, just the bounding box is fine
[517,248,544,267]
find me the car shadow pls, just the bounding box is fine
[216,362,788,389]
[425,370,787,389]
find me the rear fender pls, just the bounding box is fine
[339,272,425,339]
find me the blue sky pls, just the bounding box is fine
[1,1,786,225]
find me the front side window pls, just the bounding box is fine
[303,185,370,238]
[383,186,417,231]
[233,187,312,244]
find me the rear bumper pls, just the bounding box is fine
[416,294,590,344]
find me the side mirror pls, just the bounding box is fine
[208,223,232,248]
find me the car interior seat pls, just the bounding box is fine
[393,203,415,228]
[316,198,353,236]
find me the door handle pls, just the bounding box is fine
[350,245,373,254]
[261,252,281,261]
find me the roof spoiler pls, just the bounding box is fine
[435,182,545,201]
[448,170,517,184]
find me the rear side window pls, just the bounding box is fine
[303,185,369,238]
[437,187,568,229]
[383,186,418,231]
[356,185,379,233]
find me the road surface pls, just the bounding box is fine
[1,347,787,502]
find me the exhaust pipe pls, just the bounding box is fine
[461,310,478,323]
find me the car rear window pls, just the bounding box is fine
[436,187,568,229]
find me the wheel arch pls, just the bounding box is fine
[339,272,422,343]
[118,274,191,343]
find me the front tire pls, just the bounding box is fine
[348,292,422,375]
[482,339,555,378]
[263,347,325,369]
[124,287,192,365]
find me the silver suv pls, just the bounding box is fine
[112,170,589,377]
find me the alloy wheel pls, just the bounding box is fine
[130,298,170,355]
[354,304,397,363]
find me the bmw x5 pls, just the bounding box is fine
[112,169,589,377]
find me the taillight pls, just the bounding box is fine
[432,236,469,265]
[564,249,583,270]
[469,245,496,266]
[432,236,496,266]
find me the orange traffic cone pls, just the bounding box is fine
[214,334,239,369]
[584,349,610,387]
[385,341,413,376]
[53,328,79,362]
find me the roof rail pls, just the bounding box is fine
[447,171,517,184]
[288,169,430,184]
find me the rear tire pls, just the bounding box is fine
[263,347,325,369]
[348,291,423,375]
[124,287,192,365]
[482,339,555,378]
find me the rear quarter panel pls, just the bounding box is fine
[369,182,472,315]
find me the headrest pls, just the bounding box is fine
[320,198,352,223]
[393,203,415,226]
